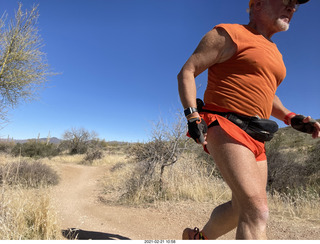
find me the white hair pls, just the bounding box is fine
[249,0,290,32]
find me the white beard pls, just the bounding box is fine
[276,18,290,32]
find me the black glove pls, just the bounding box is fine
[291,115,317,134]
[188,117,207,143]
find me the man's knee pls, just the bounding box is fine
[240,196,269,224]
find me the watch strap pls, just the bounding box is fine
[184,107,198,117]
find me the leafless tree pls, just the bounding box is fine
[62,127,98,155]
[129,113,188,196]
[0,3,54,123]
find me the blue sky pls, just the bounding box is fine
[0,0,319,142]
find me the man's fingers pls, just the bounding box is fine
[312,122,320,139]
[303,116,317,124]
[303,116,309,123]
[303,116,319,138]
[291,115,317,134]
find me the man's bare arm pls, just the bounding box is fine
[271,95,292,121]
[177,27,236,119]
[272,95,320,138]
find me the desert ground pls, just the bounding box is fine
[51,163,320,240]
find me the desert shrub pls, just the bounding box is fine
[0,141,15,154]
[82,148,103,164]
[121,114,228,204]
[266,129,320,196]
[118,151,230,205]
[185,139,222,179]
[80,139,106,164]
[11,140,60,158]
[85,148,103,161]
[267,150,307,194]
[105,141,130,155]
[126,117,187,201]
[304,141,320,192]
[0,160,59,188]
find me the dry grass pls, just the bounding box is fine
[99,153,135,203]
[0,155,61,240]
[0,186,61,239]
[41,151,128,167]
[90,152,129,166]
[99,151,319,225]
[42,154,84,165]
[1,143,318,240]
[268,190,320,222]
[101,152,232,206]
[0,153,10,164]
[0,153,31,166]
[0,160,59,188]
[159,153,231,203]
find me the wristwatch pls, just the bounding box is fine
[184,107,198,117]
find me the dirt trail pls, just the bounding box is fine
[51,163,320,240]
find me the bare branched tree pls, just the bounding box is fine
[0,3,54,123]
[129,113,188,198]
[62,127,98,155]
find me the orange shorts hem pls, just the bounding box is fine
[200,112,267,162]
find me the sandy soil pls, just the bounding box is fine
[51,163,320,240]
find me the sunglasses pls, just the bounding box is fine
[282,0,300,11]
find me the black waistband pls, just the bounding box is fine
[200,109,278,142]
[200,109,253,122]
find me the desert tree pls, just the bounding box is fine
[0,3,54,123]
[128,113,188,199]
[61,127,99,155]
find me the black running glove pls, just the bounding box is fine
[188,117,207,144]
[291,115,317,134]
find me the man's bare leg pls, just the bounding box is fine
[201,196,238,239]
[202,161,268,239]
[203,126,269,240]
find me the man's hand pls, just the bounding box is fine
[188,117,208,145]
[303,116,320,139]
[291,115,320,139]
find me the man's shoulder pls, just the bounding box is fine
[214,23,244,30]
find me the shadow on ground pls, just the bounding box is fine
[62,228,131,240]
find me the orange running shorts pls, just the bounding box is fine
[199,112,267,162]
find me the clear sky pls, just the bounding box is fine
[0,0,319,142]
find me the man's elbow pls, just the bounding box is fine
[177,67,194,83]
[177,68,185,82]
[177,71,181,81]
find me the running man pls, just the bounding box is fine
[178,0,319,240]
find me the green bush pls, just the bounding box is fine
[11,140,60,158]
[0,141,15,154]
[266,128,320,196]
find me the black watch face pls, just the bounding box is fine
[184,107,197,116]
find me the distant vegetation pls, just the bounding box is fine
[1,128,109,161]
[0,122,319,198]
[0,120,319,239]
[11,140,61,158]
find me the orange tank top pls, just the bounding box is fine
[203,24,286,119]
